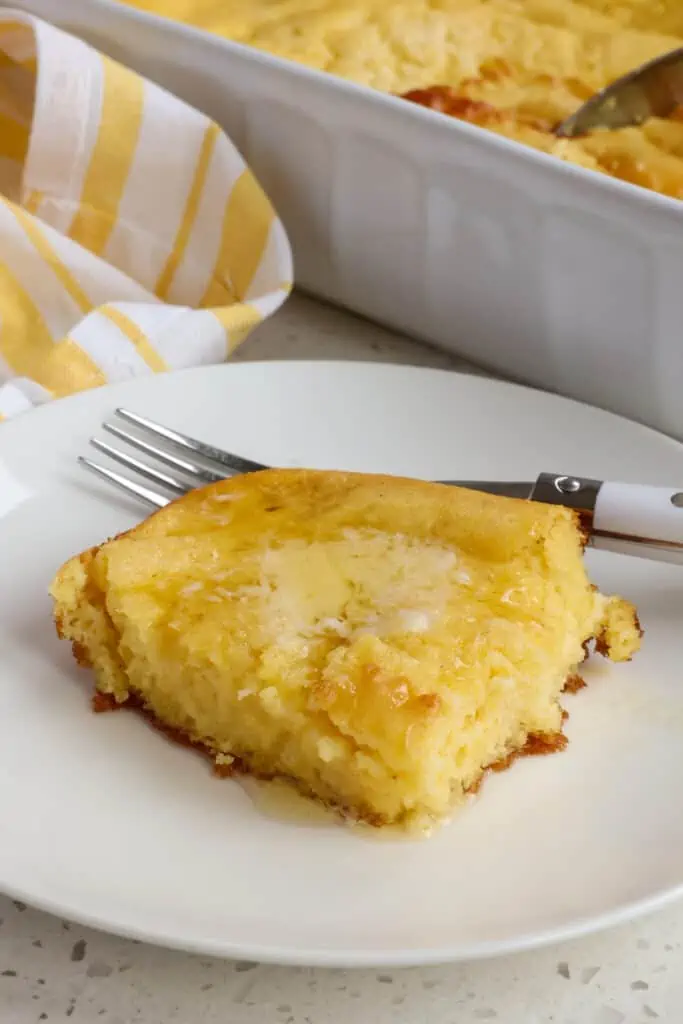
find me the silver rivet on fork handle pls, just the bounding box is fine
[529,473,602,516]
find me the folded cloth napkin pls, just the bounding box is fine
[0,10,292,420]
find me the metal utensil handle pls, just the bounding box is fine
[531,473,683,564]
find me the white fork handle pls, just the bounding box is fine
[592,482,683,563]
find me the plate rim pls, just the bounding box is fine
[1,871,682,968]
[1,358,683,457]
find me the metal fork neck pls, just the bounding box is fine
[529,473,602,518]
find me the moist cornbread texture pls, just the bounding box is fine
[50,468,641,832]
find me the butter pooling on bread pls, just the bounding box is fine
[50,469,642,832]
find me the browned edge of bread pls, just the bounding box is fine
[82,678,580,829]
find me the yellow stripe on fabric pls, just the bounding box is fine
[218,282,291,352]
[0,22,37,66]
[101,305,167,373]
[0,51,36,77]
[11,55,36,73]
[23,189,43,216]
[46,338,107,398]
[200,268,235,309]
[0,259,102,396]
[211,303,262,354]
[155,121,220,300]
[0,111,29,163]
[68,56,145,256]
[0,259,55,381]
[199,170,274,308]
[0,49,20,68]
[13,207,92,314]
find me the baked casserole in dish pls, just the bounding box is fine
[121,0,683,200]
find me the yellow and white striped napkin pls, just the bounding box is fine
[0,10,292,420]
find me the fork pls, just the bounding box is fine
[80,408,531,509]
[80,409,683,564]
[80,408,270,509]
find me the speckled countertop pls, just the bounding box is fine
[2,294,682,1024]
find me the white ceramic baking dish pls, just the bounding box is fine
[8,0,683,441]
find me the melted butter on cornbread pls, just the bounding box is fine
[50,469,641,833]
[121,0,683,198]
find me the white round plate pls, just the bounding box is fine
[1,361,683,967]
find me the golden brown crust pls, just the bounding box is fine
[398,84,683,201]
[595,606,643,661]
[562,673,587,694]
[90,688,390,827]
[465,666,592,796]
[594,631,609,658]
[401,86,554,132]
[490,730,568,770]
[70,640,93,669]
[91,685,569,827]
[465,731,567,796]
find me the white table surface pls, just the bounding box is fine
[1,294,681,1024]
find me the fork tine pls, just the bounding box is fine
[78,456,171,509]
[115,408,268,475]
[90,438,191,497]
[102,422,225,486]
